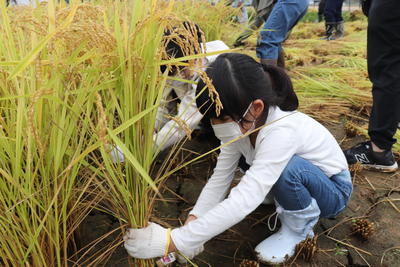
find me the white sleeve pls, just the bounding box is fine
[155,84,202,151]
[155,84,174,131]
[190,143,241,217]
[171,127,297,252]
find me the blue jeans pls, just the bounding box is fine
[272,155,352,218]
[256,0,308,60]
[324,0,344,23]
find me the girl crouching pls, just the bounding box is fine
[123,53,352,264]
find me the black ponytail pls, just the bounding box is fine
[196,53,299,121]
[260,64,298,111]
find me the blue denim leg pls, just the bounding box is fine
[271,155,353,218]
[256,0,308,60]
[324,0,344,23]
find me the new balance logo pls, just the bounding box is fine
[355,153,370,164]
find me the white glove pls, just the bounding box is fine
[123,222,169,259]
[176,245,204,264]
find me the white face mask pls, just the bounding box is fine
[211,103,256,143]
[211,121,243,144]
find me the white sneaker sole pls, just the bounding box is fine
[363,162,398,173]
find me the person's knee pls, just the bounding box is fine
[280,155,307,178]
[273,155,306,194]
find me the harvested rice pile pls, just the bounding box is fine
[286,18,370,122]
[285,18,400,154]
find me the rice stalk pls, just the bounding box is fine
[172,0,237,41]
[0,0,133,265]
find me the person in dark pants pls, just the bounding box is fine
[322,0,344,40]
[344,0,400,173]
[316,0,326,22]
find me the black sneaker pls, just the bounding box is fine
[343,141,398,172]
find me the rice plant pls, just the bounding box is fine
[173,0,237,42]
[0,0,208,265]
[0,2,107,265]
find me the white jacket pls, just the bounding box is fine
[8,0,46,6]
[171,106,348,252]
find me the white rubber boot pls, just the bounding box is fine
[255,198,320,264]
[109,145,124,163]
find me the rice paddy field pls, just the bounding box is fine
[0,0,399,266]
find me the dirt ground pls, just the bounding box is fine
[80,121,400,267]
